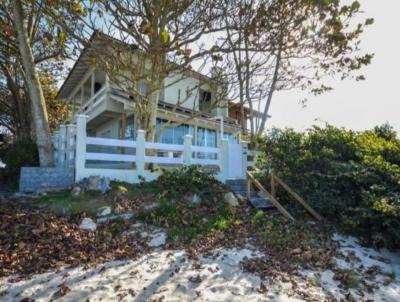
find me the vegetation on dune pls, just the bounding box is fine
[256,123,400,249]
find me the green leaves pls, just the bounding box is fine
[365,18,375,26]
[257,125,400,249]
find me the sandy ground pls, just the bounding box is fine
[1,231,399,302]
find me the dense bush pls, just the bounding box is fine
[0,140,39,185]
[256,124,400,249]
[156,165,222,204]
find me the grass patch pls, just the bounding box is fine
[139,197,234,241]
[110,180,163,196]
[29,190,108,216]
[252,210,319,252]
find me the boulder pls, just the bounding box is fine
[97,206,112,217]
[80,176,110,193]
[71,186,82,197]
[79,217,97,232]
[224,192,239,207]
[149,232,166,247]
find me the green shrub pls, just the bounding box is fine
[256,124,400,249]
[157,165,223,204]
[139,165,233,241]
[0,140,39,185]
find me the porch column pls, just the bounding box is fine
[220,138,229,182]
[136,130,146,176]
[75,114,88,182]
[66,124,77,168]
[183,134,193,165]
[241,140,250,178]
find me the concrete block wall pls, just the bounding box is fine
[19,167,74,192]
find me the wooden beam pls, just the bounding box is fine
[247,171,295,221]
[273,175,322,221]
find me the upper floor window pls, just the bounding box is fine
[199,89,212,111]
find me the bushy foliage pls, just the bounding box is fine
[256,124,400,249]
[157,165,222,205]
[0,140,39,185]
[140,165,232,241]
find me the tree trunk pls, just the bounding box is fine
[257,46,282,135]
[12,0,54,166]
[244,33,255,136]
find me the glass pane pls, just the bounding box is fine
[206,129,217,147]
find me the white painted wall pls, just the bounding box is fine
[163,74,199,110]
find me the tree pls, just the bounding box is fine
[11,0,54,166]
[1,0,81,164]
[221,0,373,136]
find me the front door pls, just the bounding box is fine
[228,143,244,178]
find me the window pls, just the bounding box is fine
[196,127,217,147]
[156,118,192,145]
[199,89,212,111]
[196,127,217,159]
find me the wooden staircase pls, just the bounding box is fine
[226,179,274,209]
[243,171,322,222]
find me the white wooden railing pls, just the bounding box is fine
[80,86,108,114]
[52,114,258,184]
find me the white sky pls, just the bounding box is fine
[266,0,400,133]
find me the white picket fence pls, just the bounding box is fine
[53,114,257,184]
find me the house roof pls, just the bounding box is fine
[57,31,214,100]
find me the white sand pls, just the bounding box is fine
[0,232,399,301]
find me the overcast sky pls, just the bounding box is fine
[266,0,400,133]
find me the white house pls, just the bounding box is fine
[53,33,258,184]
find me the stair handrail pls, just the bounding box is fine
[272,174,322,221]
[246,171,295,221]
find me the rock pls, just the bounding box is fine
[79,218,97,232]
[80,176,110,193]
[224,192,239,207]
[291,248,302,255]
[97,206,112,217]
[190,194,201,205]
[97,213,133,224]
[149,232,166,247]
[143,202,159,211]
[71,186,82,197]
[139,232,149,238]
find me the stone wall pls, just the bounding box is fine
[19,167,74,192]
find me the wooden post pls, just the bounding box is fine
[75,114,88,182]
[247,171,295,221]
[271,172,276,198]
[136,129,146,176]
[246,176,251,199]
